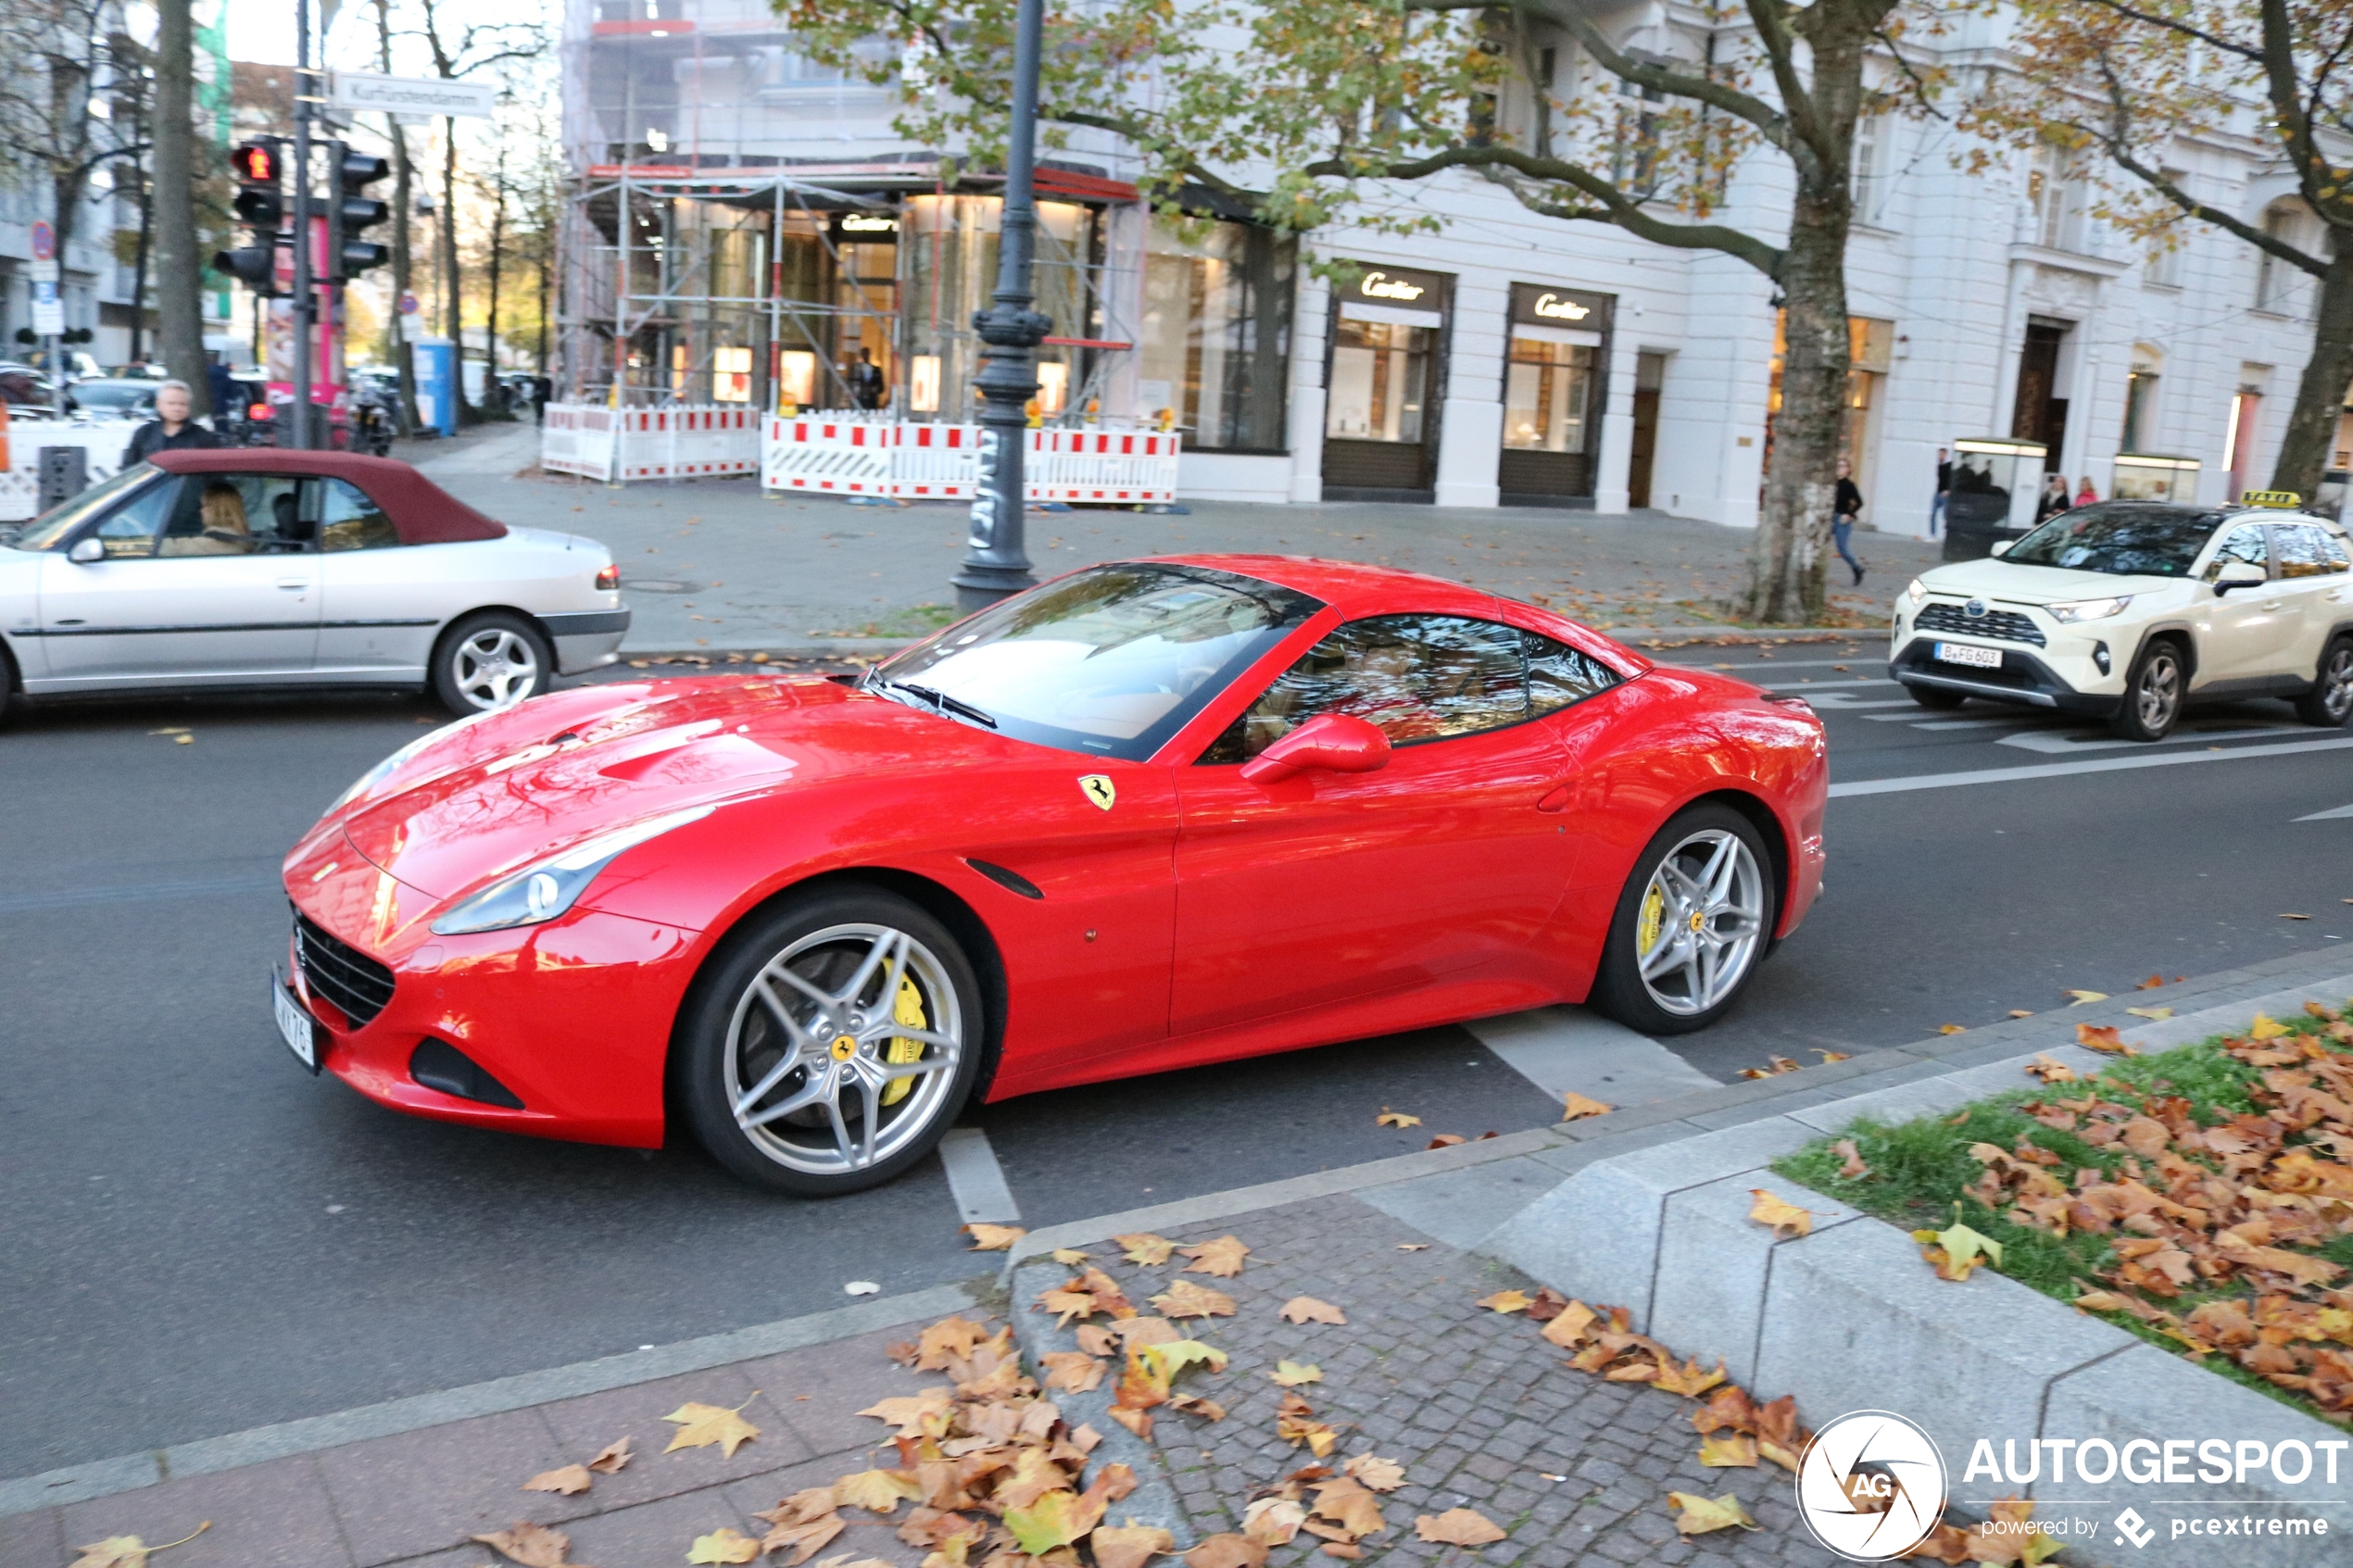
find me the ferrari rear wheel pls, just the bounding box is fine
[1589,804,1777,1035]
[678,887,986,1196]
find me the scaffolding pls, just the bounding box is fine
[555,0,1146,426]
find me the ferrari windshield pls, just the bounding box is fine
[2001,503,2225,578]
[872,562,1323,760]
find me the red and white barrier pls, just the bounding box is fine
[540,404,762,482]
[1,423,132,522]
[761,419,1178,504]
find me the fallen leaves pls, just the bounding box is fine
[963,1223,1026,1251]
[1413,1508,1507,1545]
[1561,1091,1614,1121]
[1278,1295,1347,1324]
[2022,1054,2077,1084]
[662,1397,761,1459]
[1184,1534,1269,1568]
[1268,1361,1323,1386]
[1375,1108,1420,1128]
[587,1436,632,1474]
[2074,1022,2136,1055]
[68,1526,210,1568]
[1178,1236,1251,1277]
[833,1469,924,1514]
[1665,1491,1757,1537]
[472,1521,578,1568]
[2125,1005,2174,1022]
[1275,1390,1338,1456]
[1115,1233,1176,1266]
[522,1464,592,1496]
[1697,1432,1758,1467]
[1746,1188,1813,1240]
[1914,1206,2006,1283]
[1094,1524,1176,1568]
[1150,1280,1237,1320]
[686,1526,761,1564]
[1342,1454,1405,1490]
[1474,1288,1533,1313]
[1737,1054,1802,1080]
[2064,989,2108,1005]
[1831,1139,1870,1179]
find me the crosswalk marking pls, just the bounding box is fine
[937,1127,1020,1223]
[2294,803,2353,822]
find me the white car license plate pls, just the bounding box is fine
[1932,642,2003,670]
[273,976,320,1073]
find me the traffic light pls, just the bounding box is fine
[214,139,287,296]
[326,141,392,280]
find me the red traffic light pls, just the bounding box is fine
[231,142,279,183]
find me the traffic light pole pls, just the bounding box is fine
[950,0,1049,612]
[291,0,316,450]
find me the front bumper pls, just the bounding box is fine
[281,852,696,1148]
[544,608,631,676]
[1885,635,2121,716]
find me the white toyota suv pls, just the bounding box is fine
[1890,497,2353,740]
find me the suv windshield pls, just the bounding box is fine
[870,562,1323,760]
[6,464,167,551]
[2001,502,2225,577]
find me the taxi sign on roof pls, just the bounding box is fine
[2239,489,2302,508]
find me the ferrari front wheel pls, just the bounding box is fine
[678,887,987,1196]
[1589,804,1777,1035]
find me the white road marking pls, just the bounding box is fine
[1461,1006,1716,1108]
[1998,722,2306,755]
[2294,803,2353,821]
[1829,735,2353,797]
[937,1127,1020,1223]
[1806,695,1917,709]
[1655,657,1869,671]
[1893,718,2026,731]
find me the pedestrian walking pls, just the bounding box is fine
[847,348,887,411]
[1931,445,1949,536]
[120,380,221,467]
[2075,475,2098,506]
[1832,458,1866,587]
[2034,472,2070,523]
[204,353,239,428]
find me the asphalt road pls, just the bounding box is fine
[6,643,2353,1481]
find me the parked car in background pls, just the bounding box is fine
[62,379,160,422]
[0,365,64,418]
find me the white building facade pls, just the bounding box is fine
[560,0,2351,533]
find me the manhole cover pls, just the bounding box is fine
[623,579,693,594]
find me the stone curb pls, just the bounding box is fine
[0,1280,988,1519]
[1479,973,2353,1568]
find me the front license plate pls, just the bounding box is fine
[1932,641,2003,670]
[273,974,321,1073]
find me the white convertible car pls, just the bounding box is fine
[0,449,628,716]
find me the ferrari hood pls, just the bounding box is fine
[1917,558,2178,604]
[333,676,1024,900]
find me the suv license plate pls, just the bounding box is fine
[1932,642,2003,670]
[273,975,321,1073]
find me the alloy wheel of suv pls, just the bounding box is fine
[2110,639,2183,742]
[2295,637,2353,728]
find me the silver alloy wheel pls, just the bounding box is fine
[723,922,963,1175]
[2133,646,2182,732]
[1633,828,1767,1017]
[2322,646,2353,722]
[451,627,542,710]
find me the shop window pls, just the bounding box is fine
[2121,346,2160,453]
[713,346,753,403]
[1140,216,1295,452]
[1327,320,1430,445]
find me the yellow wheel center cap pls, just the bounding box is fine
[1689,909,1707,935]
[829,1036,858,1062]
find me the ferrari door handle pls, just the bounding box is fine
[1536,783,1575,813]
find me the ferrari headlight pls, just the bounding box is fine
[2047,596,2132,623]
[1906,578,1928,606]
[430,805,713,935]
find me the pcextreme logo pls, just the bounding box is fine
[1794,1411,1948,1561]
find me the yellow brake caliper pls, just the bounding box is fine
[1637,882,1666,956]
[881,974,926,1107]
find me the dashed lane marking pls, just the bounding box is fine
[1829,735,2353,797]
[937,1126,1021,1223]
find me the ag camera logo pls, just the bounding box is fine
[1795,1411,1949,1561]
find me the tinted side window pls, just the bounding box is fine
[1201,614,1529,762]
[320,478,402,551]
[1527,632,1621,715]
[2205,524,2269,581]
[2273,524,2348,578]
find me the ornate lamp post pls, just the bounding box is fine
[950,0,1049,611]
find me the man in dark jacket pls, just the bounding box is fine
[120,380,222,466]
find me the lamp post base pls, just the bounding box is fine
[950,564,1038,612]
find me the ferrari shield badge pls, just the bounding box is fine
[1077,774,1116,810]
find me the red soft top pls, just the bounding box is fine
[147,449,506,544]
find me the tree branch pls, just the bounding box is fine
[2071,0,2262,63]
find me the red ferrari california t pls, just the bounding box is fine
[277,556,1826,1195]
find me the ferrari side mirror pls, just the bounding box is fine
[1239,712,1392,784]
[67,536,105,564]
[2212,560,2266,595]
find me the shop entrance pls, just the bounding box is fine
[2011,320,2070,472]
[1323,265,1450,501]
[1629,352,1665,508]
[1498,283,1612,507]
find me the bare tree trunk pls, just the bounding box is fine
[153,0,208,411]
[2271,232,2353,504]
[439,117,473,422]
[1747,192,1855,623]
[128,156,151,364]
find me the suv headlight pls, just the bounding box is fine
[1906,578,1928,605]
[2048,596,2132,623]
[431,805,713,935]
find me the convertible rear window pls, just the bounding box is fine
[869,563,1323,761]
[2001,503,2225,577]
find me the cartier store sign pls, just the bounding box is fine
[1341,264,1450,314]
[1509,282,1613,332]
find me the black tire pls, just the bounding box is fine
[2293,637,2353,728]
[2109,636,2185,741]
[675,885,988,1197]
[1906,683,1967,710]
[431,609,554,716]
[1588,802,1780,1037]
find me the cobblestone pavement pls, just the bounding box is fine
[1021,1193,1843,1568]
